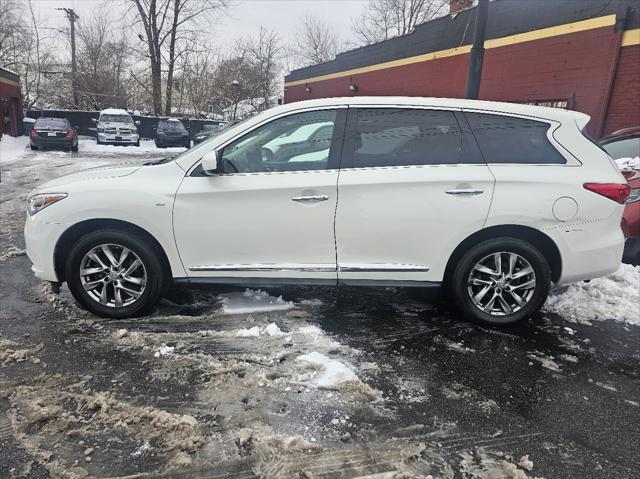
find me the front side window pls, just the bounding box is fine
[465,112,566,164]
[220,110,338,173]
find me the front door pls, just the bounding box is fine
[335,107,495,284]
[173,108,346,283]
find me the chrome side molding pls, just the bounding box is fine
[189,263,336,272]
[338,263,430,273]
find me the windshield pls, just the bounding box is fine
[35,118,68,130]
[159,120,186,130]
[100,114,133,124]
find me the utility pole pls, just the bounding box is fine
[57,8,79,109]
[465,0,489,100]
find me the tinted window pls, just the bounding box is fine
[602,137,640,160]
[35,118,68,129]
[220,110,337,173]
[347,109,468,167]
[465,113,566,164]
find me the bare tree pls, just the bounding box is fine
[352,0,448,45]
[76,12,131,110]
[129,0,229,115]
[291,15,339,67]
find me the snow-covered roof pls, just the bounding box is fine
[100,108,130,115]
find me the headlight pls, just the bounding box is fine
[27,193,68,215]
[627,188,640,204]
[98,127,105,133]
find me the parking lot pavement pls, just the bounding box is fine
[1,141,639,478]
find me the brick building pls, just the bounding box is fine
[284,0,640,138]
[0,68,23,138]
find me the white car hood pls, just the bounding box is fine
[35,163,140,190]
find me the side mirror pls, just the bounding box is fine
[135,120,140,126]
[201,150,219,173]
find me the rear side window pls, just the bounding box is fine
[465,113,566,164]
[347,108,474,167]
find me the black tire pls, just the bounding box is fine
[135,140,140,147]
[65,229,166,318]
[449,237,550,325]
[30,144,38,150]
[96,138,102,145]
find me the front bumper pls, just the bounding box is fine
[98,132,139,144]
[24,213,68,282]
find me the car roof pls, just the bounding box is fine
[274,96,589,123]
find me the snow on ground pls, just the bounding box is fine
[220,288,294,314]
[615,156,640,170]
[545,263,640,326]
[0,135,29,162]
[295,352,360,390]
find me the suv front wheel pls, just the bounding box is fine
[450,238,551,325]
[65,230,166,318]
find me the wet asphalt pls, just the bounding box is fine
[0,147,639,478]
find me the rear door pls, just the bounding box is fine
[335,107,495,284]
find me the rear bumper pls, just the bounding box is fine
[156,136,189,146]
[544,219,624,284]
[31,136,75,148]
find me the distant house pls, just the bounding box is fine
[0,67,23,138]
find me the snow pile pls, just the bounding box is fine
[79,137,185,154]
[0,135,29,163]
[154,345,175,358]
[615,156,640,170]
[545,264,640,325]
[235,322,287,337]
[220,289,294,314]
[295,352,359,390]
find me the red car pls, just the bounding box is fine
[601,127,640,264]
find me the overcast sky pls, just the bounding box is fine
[30,0,366,56]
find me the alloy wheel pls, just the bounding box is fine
[467,252,536,316]
[79,243,147,308]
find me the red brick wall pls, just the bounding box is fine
[602,45,640,136]
[285,26,631,137]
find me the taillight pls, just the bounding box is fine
[583,183,631,204]
[30,129,37,137]
[66,130,76,138]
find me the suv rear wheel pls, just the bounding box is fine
[450,238,551,325]
[65,229,165,318]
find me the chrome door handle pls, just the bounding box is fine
[445,188,484,195]
[291,195,329,203]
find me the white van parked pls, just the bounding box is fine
[94,108,140,146]
[25,97,629,324]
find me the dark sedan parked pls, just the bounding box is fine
[30,118,78,151]
[154,119,190,148]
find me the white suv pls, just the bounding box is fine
[24,97,629,324]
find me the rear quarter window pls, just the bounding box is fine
[465,112,566,164]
